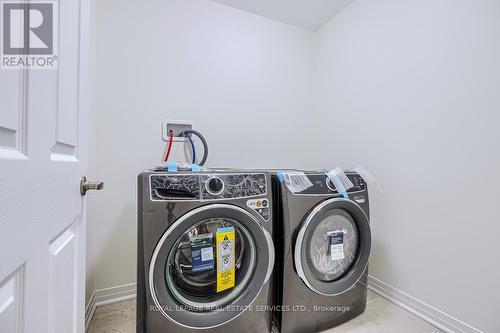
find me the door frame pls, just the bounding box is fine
[77,0,91,331]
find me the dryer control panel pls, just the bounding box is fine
[149,173,267,201]
[295,173,365,195]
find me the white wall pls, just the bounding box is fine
[86,0,317,303]
[315,0,500,332]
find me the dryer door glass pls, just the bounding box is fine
[306,209,359,281]
[294,198,371,296]
[166,217,257,309]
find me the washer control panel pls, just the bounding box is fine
[150,173,267,201]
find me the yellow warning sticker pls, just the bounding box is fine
[216,227,235,293]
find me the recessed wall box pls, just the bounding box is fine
[162,120,193,142]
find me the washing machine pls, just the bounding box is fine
[271,171,371,333]
[137,171,275,333]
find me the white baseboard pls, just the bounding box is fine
[368,276,483,333]
[85,283,136,331]
[85,278,483,333]
[84,292,96,332]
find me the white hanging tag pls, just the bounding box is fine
[328,230,346,261]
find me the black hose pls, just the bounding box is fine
[179,129,208,166]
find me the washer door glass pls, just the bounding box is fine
[149,204,274,329]
[166,217,256,310]
[294,198,371,296]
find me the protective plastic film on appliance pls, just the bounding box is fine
[277,172,313,193]
[353,164,382,194]
[326,168,353,198]
[307,209,359,282]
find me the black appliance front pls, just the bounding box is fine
[138,171,275,333]
[272,172,371,333]
[149,204,273,329]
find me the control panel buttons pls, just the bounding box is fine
[325,175,366,193]
[326,178,337,192]
[206,177,224,195]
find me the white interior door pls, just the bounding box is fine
[0,0,90,332]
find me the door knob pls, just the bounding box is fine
[80,176,104,195]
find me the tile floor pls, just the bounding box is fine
[87,291,442,333]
